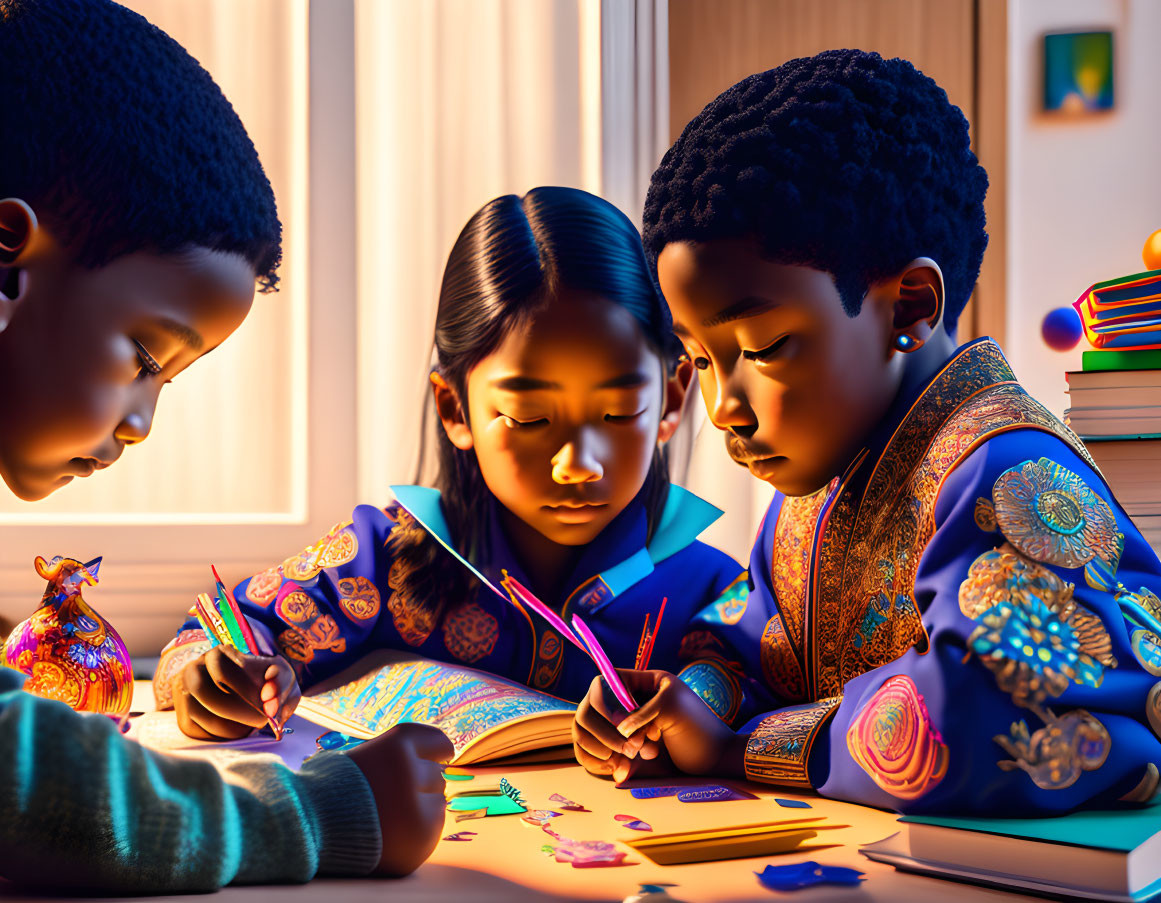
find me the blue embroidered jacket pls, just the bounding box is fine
[676,339,1161,814]
[156,486,743,706]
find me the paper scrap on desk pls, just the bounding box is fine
[442,831,477,841]
[500,777,525,806]
[629,785,682,800]
[775,798,812,809]
[543,827,632,868]
[677,785,757,802]
[444,772,475,782]
[549,792,590,811]
[754,862,864,891]
[615,814,652,832]
[447,794,526,816]
[455,808,488,822]
[522,809,563,827]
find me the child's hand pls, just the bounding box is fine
[174,646,300,741]
[572,669,742,783]
[343,723,454,877]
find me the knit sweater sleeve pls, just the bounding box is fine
[0,666,381,892]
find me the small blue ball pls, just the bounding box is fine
[1041,307,1083,351]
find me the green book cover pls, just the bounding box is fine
[1083,349,1161,372]
[902,799,1161,853]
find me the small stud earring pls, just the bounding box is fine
[894,333,922,353]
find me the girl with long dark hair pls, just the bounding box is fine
[159,187,745,739]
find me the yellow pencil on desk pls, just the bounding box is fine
[625,817,848,866]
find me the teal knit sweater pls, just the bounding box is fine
[0,666,382,891]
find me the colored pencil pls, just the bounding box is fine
[641,597,667,671]
[571,613,637,713]
[634,613,652,670]
[192,595,222,648]
[501,572,588,655]
[212,565,259,654]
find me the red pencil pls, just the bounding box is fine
[640,597,667,671]
[634,613,652,670]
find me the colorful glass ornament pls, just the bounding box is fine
[2,555,133,717]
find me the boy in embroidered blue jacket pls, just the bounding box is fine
[0,0,450,890]
[157,187,744,740]
[571,50,1161,815]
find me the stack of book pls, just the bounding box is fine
[861,799,1161,902]
[1066,348,1161,558]
[1073,270,1161,351]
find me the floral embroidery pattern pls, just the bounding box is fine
[1147,682,1161,740]
[960,544,1116,708]
[1118,587,1161,677]
[533,629,564,690]
[760,612,807,702]
[974,497,998,532]
[991,458,1123,590]
[994,709,1110,790]
[338,576,381,621]
[679,660,740,724]
[703,575,750,626]
[386,557,436,646]
[276,615,346,665]
[958,541,1120,788]
[772,482,832,649]
[245,566,284,606]
[846,675,948,800]
[153,630,213,709]
[276,590,319,625]
[802,341,1094,701]
[282,521,358,582]
[442,601,499,664]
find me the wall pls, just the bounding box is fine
[1007,0,1161,414]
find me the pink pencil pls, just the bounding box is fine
[502,572,589,655]
[571,613,637,713]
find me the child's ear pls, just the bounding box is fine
[0,198,38,331]
[430,371,474,451]
[885,257,945,355]
[657,357,694,445]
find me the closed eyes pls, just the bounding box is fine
[132,339,162,377]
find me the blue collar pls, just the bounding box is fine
[389,483,722,603]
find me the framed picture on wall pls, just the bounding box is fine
[1043,31,1114,113]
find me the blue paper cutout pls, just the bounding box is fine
[755,862,864,891]
[774,798,813,809]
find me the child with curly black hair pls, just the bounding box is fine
[0,0,450,890]
[573,49,1161,816]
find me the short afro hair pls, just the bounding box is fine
[644,49,987,334]
[0,0,281,291]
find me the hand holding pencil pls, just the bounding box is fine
[174,566,301,741]
[175,645,300,741]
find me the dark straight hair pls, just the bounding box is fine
[398,187,680,611]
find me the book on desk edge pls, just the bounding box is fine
[294,649,577,766]
[859,799,1161,902]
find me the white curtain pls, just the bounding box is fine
[355,0,765,563]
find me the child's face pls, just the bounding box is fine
[0,239,257,500]
[451,290,676,547]
[657,238,900,497]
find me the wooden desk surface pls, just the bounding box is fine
[0,683,1029,903]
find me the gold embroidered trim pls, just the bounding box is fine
[744,696,841,787]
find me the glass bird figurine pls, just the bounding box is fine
[2,555,133,717]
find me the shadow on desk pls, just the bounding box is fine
[1,866,604,903]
